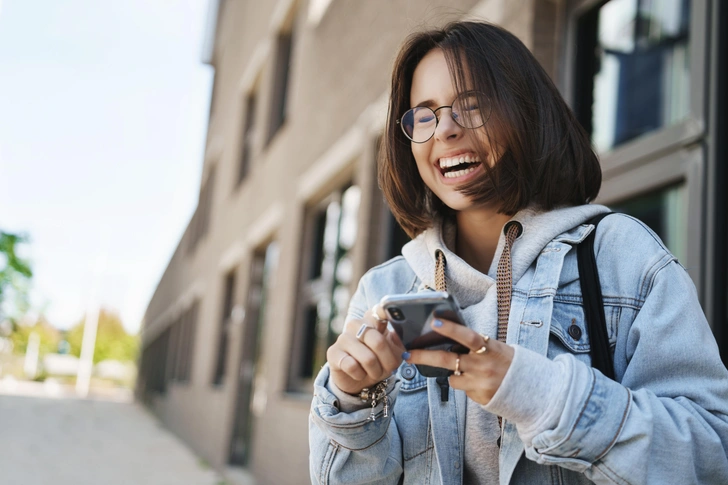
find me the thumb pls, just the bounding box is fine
[363,304,389,334]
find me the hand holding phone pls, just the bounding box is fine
[380,292,469,377]
[326,306,406,396]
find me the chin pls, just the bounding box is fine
[438,195,475,212]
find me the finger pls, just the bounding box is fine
[340,334,385,379]
[327,346,366,381]
[357,325,401,372]
[386,328,406,354]
[429,318,492,352]
[405,348,459,371]
[372,303,388,323]
[364,307,389,333]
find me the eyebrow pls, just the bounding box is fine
[412,99,437,109]
[411,90,480,109]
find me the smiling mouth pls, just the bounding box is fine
[438,153,482,178]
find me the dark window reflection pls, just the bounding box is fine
[576,0,691,151]
[611,183,686,262]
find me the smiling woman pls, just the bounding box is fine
[380,22,602,239]
[309,20,728,485]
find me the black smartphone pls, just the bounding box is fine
[379,292,469,377]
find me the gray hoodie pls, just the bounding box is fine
[401,204,609,482]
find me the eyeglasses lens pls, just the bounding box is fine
[400,92,488,143]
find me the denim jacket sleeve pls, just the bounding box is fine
[309,270,405,485]
[486,220,728,484]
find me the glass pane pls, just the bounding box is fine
[611,183,687,263]
[588,0,691,152]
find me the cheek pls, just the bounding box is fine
[465,130,501,168]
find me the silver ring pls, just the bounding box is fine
[356,323,374,341]
[474,334,490,354]
[337,353,350,369]
[454,357,462,376]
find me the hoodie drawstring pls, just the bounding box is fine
[432,221,522,431]
[496,222,521,341]
[433,221,521,343]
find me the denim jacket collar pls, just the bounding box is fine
[401,204,610,307]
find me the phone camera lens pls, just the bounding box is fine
[389,307,405,322]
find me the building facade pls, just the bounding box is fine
[137,0,727,483]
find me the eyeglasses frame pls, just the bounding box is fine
[396,91,491,144]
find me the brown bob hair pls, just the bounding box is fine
[379,21,602,238]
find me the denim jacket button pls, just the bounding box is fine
[568,324,582,340]
[402,364,417,380]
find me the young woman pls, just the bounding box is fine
[309,21,728,484]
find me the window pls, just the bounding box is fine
[213,270,237,386]
[229,241,278,466]
[266,29,294,144]
[138,301,199,399]
[383,212,410,262]
[170,302,198,384]
[139,326,172,398]
[574,0,692,152]
[238,91,257,184]
[289,184,361,390]
[363,136,411,267]
[569,0,705,286]
[611,183,687,263]
[179,302,198,382]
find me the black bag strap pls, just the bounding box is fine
[577,212,616,380]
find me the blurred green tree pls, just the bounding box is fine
[9,315,61,355]
[66,309,139,363]
[0,231,33,323]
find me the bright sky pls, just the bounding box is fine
[0,0,213,333]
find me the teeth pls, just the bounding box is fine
[444,166,477,178]
[439,154,481,169]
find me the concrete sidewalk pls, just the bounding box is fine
[0,386,225,485]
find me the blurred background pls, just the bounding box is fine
[1,0,726,484]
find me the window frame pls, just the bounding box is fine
[287,182,359,393]
[266,28,295,146]
[563,0,708,170]
[213,268,238,387]
[563,0,708,294]
[237,90,258,185]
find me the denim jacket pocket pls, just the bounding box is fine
[549,302,592,365]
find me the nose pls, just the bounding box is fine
[433,107,462,141]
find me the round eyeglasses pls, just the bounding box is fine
[397,91,491,143]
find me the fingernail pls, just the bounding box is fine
[402,351,411,360]
[433,319,443,328]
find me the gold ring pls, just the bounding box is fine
[356,323,374,341]
[475,334,490,354]
[454,357,462,376]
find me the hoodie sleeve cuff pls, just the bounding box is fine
[483,345,570,445]
[318,365,399,414]
[327,379,371,413]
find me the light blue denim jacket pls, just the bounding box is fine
[309,205,728,484]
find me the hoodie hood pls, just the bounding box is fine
[401,204,610,307]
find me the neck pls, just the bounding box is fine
[455,207,512,275]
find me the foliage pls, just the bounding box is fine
[0,231,33,321]
[66,309,138,363]
[9,315,61,355]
